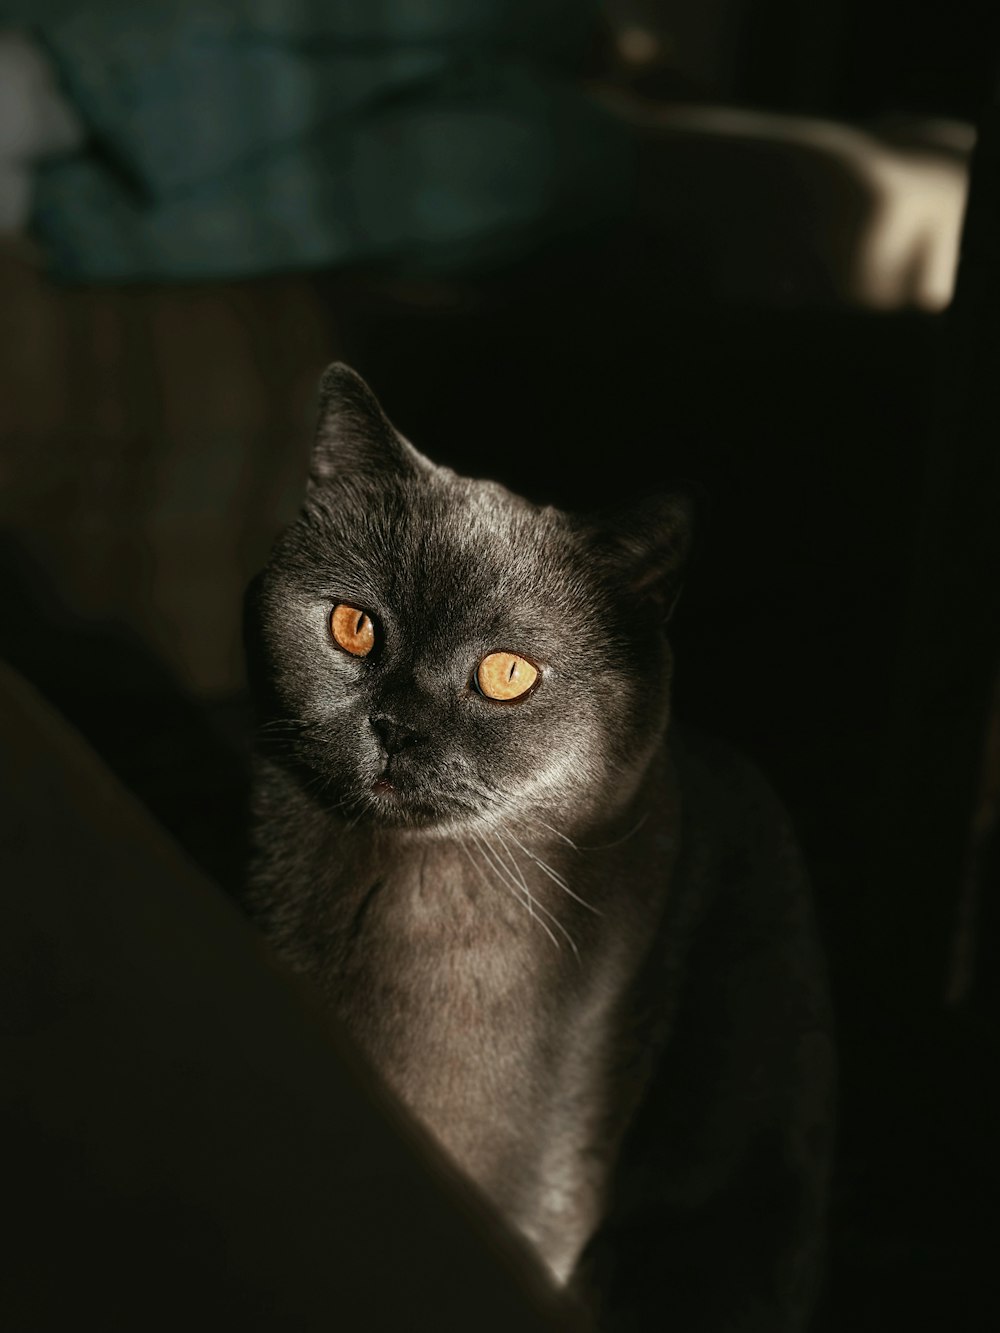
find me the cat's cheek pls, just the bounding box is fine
[486,717,604,826]
[304,643,376,713]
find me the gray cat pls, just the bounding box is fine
[243,363,835,1331]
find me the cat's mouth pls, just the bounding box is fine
[365,772,454,828]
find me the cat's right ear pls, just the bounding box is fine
[308,362,426,486]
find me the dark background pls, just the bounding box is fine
[1,2,998,1329]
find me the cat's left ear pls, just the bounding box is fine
[595,492,695,620]
[308,362,429,485]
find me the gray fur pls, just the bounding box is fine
[244,364,835,1326]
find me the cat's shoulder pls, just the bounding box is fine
[670,721,797,830]
[667,720,812,919]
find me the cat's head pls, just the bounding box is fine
[246,363,691,841]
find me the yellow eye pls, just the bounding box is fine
[331,603,375,657]
[476,652,539,702]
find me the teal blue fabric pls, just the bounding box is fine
[7,0,633,282]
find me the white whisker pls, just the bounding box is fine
[533,818,581,850]
[488,832,581,962]
[470,832,566,956]
[488,830,536,918]
[505,830,602,917]
[579,811,650,851]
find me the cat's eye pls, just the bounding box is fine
[476,652,539,702]
[331,603,376,657]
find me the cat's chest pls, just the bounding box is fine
[328,849,639,1285]
[335,855,550,1063]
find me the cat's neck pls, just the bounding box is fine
[250,746,681,1283]
[272,740,680,965]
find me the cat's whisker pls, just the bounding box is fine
[469,832,567,956]
[577,811,651,852]
[504,831,602,917]
[507,803,649,857]
[458,838,508,914]
[462,836,571,954]
[487,831,537,921]
[466,836,561,953]
[467,784,584,857]
[257,720,316,739]
[532,818,581,851]
[469,830,530,904]
[298,765,338,797]
[459,789,593,911]
[488,832,581,962]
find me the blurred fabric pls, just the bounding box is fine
[0,29,81,228]
[0,0,631,281]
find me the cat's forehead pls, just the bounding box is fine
[384,474,572,602]
[305,468,588,624]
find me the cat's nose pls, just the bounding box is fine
[371,714,421,755]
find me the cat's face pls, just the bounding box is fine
[246,365,689,841]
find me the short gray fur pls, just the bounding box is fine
[243,363,835,1330]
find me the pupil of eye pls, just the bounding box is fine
[355,612,365,636]
[507,661,516,681]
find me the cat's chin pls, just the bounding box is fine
[359,777,470,836]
